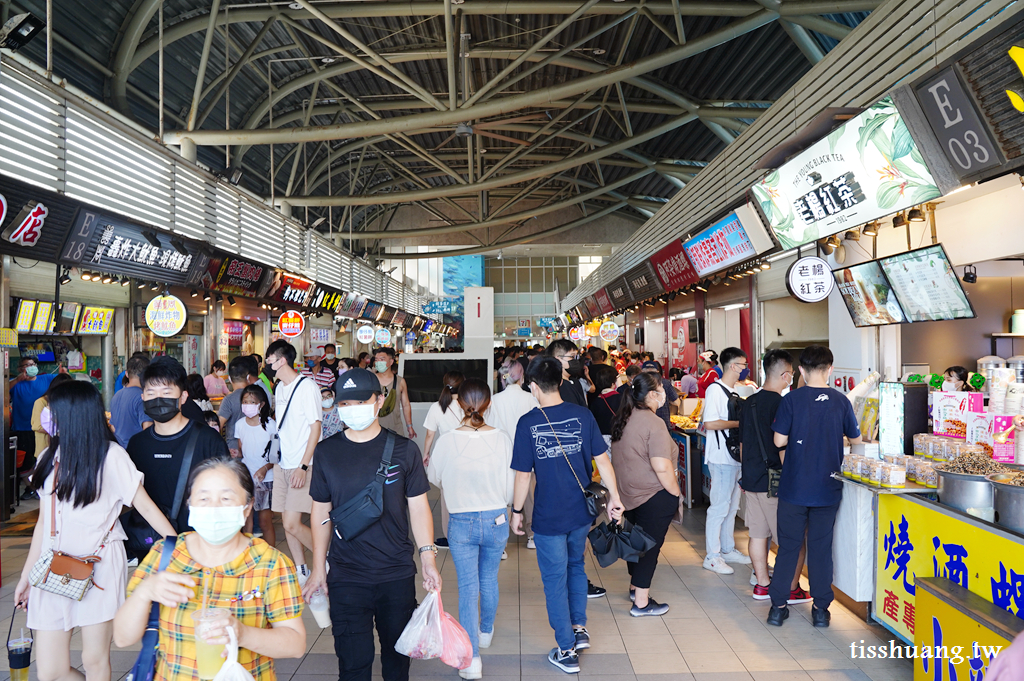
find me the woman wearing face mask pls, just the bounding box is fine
[426,379,514,679]
[114,458,306,681]
[204,360,230,399]
[942,366,975,392]
[235,385,277,548]
[319,387,344,440]
[16,381,176,681]
[609,372,681,617]
[32,373,74,461]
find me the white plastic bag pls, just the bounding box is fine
[211,628,256,681]
[394,591,444,661]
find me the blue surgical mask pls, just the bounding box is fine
[338,403,377,430]
[25,365,38,377]
[188,505,246,545]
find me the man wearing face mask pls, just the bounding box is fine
[314,343,342,383]
[266,339,323,586]
[305,368,440,681]
[10,356,60,498]
[545,340,587,408]
[124,356,230,559]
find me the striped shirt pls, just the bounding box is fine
[301,366,337,390]
[127,534,304,681]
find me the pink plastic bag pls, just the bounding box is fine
[395,590,472,670]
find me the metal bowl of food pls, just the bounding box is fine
[937,469,994,512]
[987,472,1024,533]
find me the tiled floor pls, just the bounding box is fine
[0,495,912,681]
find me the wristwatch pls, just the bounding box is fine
[512,508,524,515]
[300,464,309,471]
[418,544,438,556]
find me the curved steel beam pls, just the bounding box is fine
[110,0,163,115]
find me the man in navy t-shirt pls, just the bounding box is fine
[767,345,861,628]
[510,356,623,674]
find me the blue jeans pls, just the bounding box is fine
[448,509,510,657]
[534,522,590,651]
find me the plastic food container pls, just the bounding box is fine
[906,457,917,483]
[868,461,883,487]
[913,433,930,457]
[918,461,938,488]
[889,466,907,489]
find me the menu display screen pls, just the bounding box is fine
[833,261,906,327]
[878,245,975,323]
[361,301,383,321]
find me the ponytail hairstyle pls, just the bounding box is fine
[610,372,661,443]
[457,377,491,429]
[438,370,465,413]
[240,384,271,429]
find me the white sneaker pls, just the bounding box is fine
[297,564,310,587]
[749,568,773,586]
[127,557,139,568]
[703,554,734,574]
[721,550,752,565]
[458,656,482,679]
[527,537,535,550]
[479,631,493,649]
[501,551,507,560]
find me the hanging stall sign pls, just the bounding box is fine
[650,238,699,291]
[195,254,267,296]
[30,301,53,334]
[224,320,245,346]
[78,306,114,335]
[378,308,397,326]
[568,327,584,342]
[393,310,407,327]
[310,285,345,314]
[606,276,635,309]
[406,331,417,345]
[1,201,47,247]
[683,210,758,278]
[337,292,368,318]
[15,300,36,334]
[62,209,201,285]
[355,324,376,344]
[599,321,620,342]
[581,296,600,321]
[751,96,941,250]
[0,174,80,261]
[594,288,615,315]
[268,272,315,306]
[625,261,664,301]
[361,301,384,321]
[278,310,305,338]
[584,321,601,337]
[786,256,835,303]
[145,295,187,337]
[537,317,556,328]
[375,327,393,345]
[423,300,453,314]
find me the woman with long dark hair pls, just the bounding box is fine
[15,381,175,681]
[610,373,681,617]
[427,378,514,679]
[422,370,466,465]
[186,373,213,412]
[587,363,621,450]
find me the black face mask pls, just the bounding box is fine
[262,363,277,380]
[143,397,181,423]
[567,358,584,379]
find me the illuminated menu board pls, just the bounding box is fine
[878,245,974,323]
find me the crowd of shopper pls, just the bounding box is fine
[6,335,867,681]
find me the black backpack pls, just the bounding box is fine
[712,382,744,463]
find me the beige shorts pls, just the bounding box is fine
[744,490,778,540]
[271,464,313,514]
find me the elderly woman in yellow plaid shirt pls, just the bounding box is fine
[114,458,306,681]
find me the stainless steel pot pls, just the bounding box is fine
[987,473,1024,533]
[937,469,994,512]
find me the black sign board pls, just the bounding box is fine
[0,175,79,263]
[361,300,383,321]
[191,254,267,296]
[625,261,663,301]
[309,285,346,314]
[606,275,634,309]
[914,66,1001,180]
[61,208,202,286]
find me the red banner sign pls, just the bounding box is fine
[594,288,614,315]
[650,238,699,290]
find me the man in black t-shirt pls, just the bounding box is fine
[547,339,588,407]
[738,350,808,604]
[125,357,229,559]
[305,368,441,681]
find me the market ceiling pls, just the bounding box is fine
[13,0,875,248]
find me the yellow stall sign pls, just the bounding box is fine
[876,495,1024,643]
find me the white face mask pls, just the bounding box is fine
[338,403,378,430]
[654,391,667,408]
[188,505,246,545]
[942,380,957,392]
[322,398,335,409]
[374,361,388,373]
[325,353,336,360]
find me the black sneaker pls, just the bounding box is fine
[587,581,606,599]
[630,598,670,617]
[812,606,831,628]
[20,489,38,501]
[548,647,580,673]
[766,605,790,627]
[435,538,449,549]
[573,627,590,650]
[629,588,636,602]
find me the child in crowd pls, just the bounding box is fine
[203,410,221,432]
[235,384,277,547]
[320,386,344,440]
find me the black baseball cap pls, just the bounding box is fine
[641,361,660,372]
[334,368,380,402]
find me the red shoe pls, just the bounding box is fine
[787,587,813,604]
[752,583,771,600]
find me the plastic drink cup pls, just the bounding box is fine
[191,608,230,680]
[308,590,331,629]
[8,634,31,681]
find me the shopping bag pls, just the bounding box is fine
[395,591,444,661]
[437,591,473,670]
[211,628,256,681]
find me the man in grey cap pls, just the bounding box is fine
[304,368,441,681]
[641,361,679,429]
